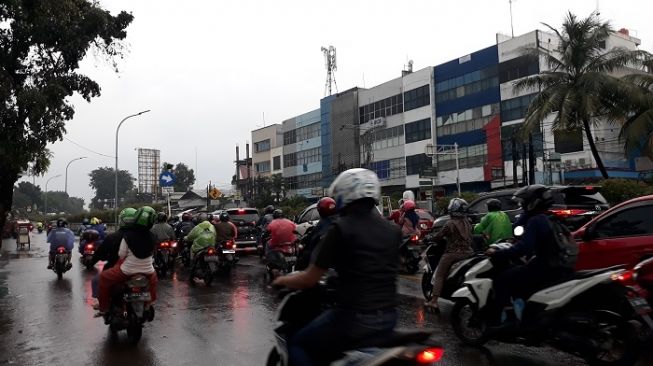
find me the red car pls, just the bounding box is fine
[574,195,653,271]
[416,209,435,239]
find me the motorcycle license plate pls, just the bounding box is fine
[222,250,235,254]
[125,292,151,300]
[286,256,297,262]
[84,251,94,255]
[204,256,219,262]
[628,296,652,315]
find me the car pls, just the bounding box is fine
[225,208,260,253]
[574,195,653,271]
[431,185,609,233]
[294,203,319,237]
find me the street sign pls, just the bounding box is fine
[420,166,437,178]
[209,187,222,199]
[159,172,176,187]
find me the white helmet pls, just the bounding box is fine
[328,168,380,211]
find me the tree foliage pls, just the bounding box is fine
[42,191,84,215]
[515,12,652,178]
[0,1,133,230]
[89,167,135,209]
[12,181,43,210]
[597,179,653,206]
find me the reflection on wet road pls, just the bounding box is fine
[0,233,651,365]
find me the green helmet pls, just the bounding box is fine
[119,207,137,228]
[134,206,156,228]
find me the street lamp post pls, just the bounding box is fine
[65,156,87,195]
[44,174,62,217]
[114,110,151,224]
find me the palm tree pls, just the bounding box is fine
[514,12,651,178]
[616,60,653,161]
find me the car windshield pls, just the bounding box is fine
[227,209,260,222]
[554,187,608,206]
[417,211,434,220]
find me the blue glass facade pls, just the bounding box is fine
[320,95,335,187]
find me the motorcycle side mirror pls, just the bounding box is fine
[513,226,524,237]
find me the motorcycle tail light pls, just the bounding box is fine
[612,270,637,286]
[416,348,444,364]
[131,287,143,293]
[225,241,234,249]
[207,248,215,255]
[171,241,177,248]
[411,235,420,242]
[86,244,94,249]
[56,247,66,253]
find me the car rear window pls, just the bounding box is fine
[554,187,608,206]
[226,209,260,222]
[417,211,434,220]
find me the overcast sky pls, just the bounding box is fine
[25,0,653,205]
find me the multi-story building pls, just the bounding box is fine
[282,109,322,197]
[251,124,283,178]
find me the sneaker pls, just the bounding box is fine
[47,264,52,269]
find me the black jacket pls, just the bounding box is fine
[92,230,124,269]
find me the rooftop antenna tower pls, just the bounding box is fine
[321,46,338,96]
[596,0,600,16]
[508,0,515,37]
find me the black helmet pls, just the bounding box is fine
[157,212,168,223]
[512,184,553,214]
[486,198,502,212]
[219,212,230,222]
[265,205,275,214]
[182,212,192,222]
[56,218,68,228]
[197,213,208,223]
[272,209,283,219]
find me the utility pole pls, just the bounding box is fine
[512,135,518,187]
[522,143,528,185]
[528,133,535,184]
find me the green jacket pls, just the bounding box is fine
[187,221,216,253]
[474,211,512,244]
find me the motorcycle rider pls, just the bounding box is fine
[473,198,512,245]
[89,207,136,309]
[272,168,400,366]
[265,209,296,276]
[424,198,474,311]
[296,197,337,270]
[79,217,106,254]
[175,212,195,252]
[46,218,75,269]
[485,184,574,326]
[77,217,90,236]
[186,213,216,263]
[257,205,275,228]
[97,206,158,316]
[151,212,176,244]
[213,212,237,245]
[399,199,420,237]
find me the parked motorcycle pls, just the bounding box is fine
[51,246,72,279]
[103,274,154,345]
[153,240,177,277]
[399,235,421,274]
[190,247,219,286]
[450,243,642,366]
[420,238,483,301]
[267,283,444,366]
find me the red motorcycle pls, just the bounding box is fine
[612,257,653,339]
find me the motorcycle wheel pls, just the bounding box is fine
[588,319,639,366]
[57,270,63,280]
[204,263,215,287]
[406,261,419,275]
[126,321,143,346]
[266,348,281,366]
[451,299,489,346]
[159,264,167,277]
[422,271,433,301]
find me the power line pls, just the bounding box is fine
[63,137,114,158]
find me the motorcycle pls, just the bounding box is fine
[450,241,642,366]
[79,229,100,270]
[36,222,44,233]
[612,257,653,340]
[399,235,421,274]
[421,238,484,302]
[267,282,445,366]
[153,240,177,277]
[104,274,155,345]
[190,247,219,286]
[217,240,237,274]
[265,241,300,282]
[52,246,72,279]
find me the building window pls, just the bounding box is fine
[500,93,537,122]
[297,147,321,165]
[285,172,322,190]
[254,139,271,153]
[369,157,406,180]
[405,154,432,175]
[255,161,270,173]
[554,129,583,153]
[491,167,504,179]
[403,85,430,111]
[404,118,431,143]
[272,155,281,170]
[283,152,297,168]
[435,65,499,103]
[498,55,539,84]
[437,143,488,170]
[283,122,321,146]
[359,93,403,124]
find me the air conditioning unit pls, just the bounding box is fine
[578,158,586,167]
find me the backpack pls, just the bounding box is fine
[546,217,579,270]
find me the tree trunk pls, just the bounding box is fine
[582,118,609,179]
[0,168,19,246]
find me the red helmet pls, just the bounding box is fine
[317,197,337,218]
[403,200,416,211]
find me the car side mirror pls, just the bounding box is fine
[581,225,594,241]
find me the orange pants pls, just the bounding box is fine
[98,260,157,312]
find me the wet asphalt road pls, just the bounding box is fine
[1,232,652,366]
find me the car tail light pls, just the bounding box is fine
[171,241,177,248]
[159,242,170,248]
[416,348,444,364]
[549,209,588,218]
[612,270,637,286]
[85,244,94,250]
[238,209,245,214]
